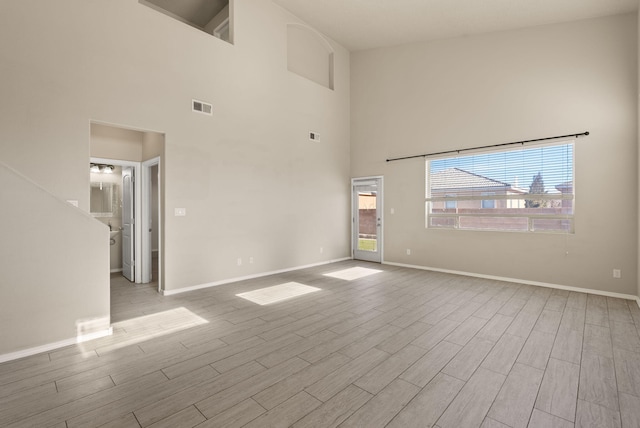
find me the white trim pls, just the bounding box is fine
[142,157,161,292]
[110,268,123,273]
[384,261,639,301]
[77,327,113,343]
[0,328,113,364]
[161,257,351,296]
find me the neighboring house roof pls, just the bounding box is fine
[555,181,573,192]
[430,168,526,192]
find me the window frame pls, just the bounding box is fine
[481,193,495,209]
[445,198,457,210]
[425,140,575,234]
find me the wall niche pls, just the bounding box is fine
[287,23,334,90]
[140,0,232,44]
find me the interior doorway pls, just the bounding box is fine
[352,177,383,263]
[90,158,142,282]
[89,122,164,291]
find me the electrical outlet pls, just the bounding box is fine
[613,269,621,279]
[390,208,395,214]
[249,257,254,264]
[406,249,411,255]
[237,258,242,266]
[320,247,324,254]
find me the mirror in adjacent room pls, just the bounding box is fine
[90,182,115,216]
[90,163,121,217]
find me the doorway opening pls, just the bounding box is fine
[352,177,383,263]
[90,122,164,292]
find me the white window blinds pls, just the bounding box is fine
[426,141,574,233]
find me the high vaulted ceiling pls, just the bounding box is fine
[271,0,638,51]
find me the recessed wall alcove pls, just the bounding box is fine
[140,0,232,43]
[287,23,334,90]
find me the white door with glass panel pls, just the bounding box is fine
[352,177,383,263]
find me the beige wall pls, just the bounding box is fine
[0,163,109,357]
[352,13,638,295]
[0,0,350,296]
[142,131,164,161]
[288,24,334,90]
[91,124,144,162]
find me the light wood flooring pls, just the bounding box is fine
[2,260,640,427]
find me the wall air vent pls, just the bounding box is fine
[192,99,213,116]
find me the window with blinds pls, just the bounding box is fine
[425,141,574,233]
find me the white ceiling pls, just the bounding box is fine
[272,0,638,51]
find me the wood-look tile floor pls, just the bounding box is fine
[2,260,640,427]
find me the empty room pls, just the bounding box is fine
[1,0,640,427]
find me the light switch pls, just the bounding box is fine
[175,208,186,216]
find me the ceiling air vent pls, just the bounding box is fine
[192,99,213,116]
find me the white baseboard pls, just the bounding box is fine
[0,327,113,364]
[78,327,113,343]
[162,257,352,296]
[384,261,639,302]
[110,268,123,273]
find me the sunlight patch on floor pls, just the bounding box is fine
[113,307,209,333]
[236,282,321,305]
[323,266,383,281]
[95,307,209,352]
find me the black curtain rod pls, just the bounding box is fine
[386,131,589,163]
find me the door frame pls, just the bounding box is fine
[142,157,162,292]
[91,157,143,283]
[351,176,384,263]
[121,165,136,282]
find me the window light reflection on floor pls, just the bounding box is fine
[94,307,209,353]
[236,282,321,305]
[323,266,383,281]
[113,307,209,332]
